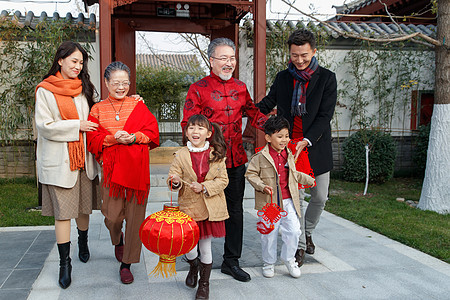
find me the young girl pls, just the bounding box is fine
[168,114,229,300]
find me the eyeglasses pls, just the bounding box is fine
[109,81,130,88]
[211,56,236,63]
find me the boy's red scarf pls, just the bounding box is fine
[35,72,85,171]
[86,101,159,204]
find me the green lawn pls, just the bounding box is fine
[325,178,450,263]
[0,178,54,227]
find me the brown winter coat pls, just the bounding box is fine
[167,147,229,222]
[245,144,315,218]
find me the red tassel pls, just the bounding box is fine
[257,221,274,234]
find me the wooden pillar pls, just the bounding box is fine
[254,0,266,147]
[115,19,136,95]
[211,23,239,78]
[99,0,113,99]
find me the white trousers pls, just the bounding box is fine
[260,198,301,264]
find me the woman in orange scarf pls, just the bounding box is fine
[35,41,100,289]
[86,61,159,284]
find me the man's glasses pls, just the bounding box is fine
[211,56,236,63]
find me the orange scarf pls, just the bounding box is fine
[36,72,85,171]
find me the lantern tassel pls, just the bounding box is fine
[149,256,177,278]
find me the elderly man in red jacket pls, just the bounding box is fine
[181,37,267,282]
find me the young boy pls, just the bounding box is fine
[245,116,315,278]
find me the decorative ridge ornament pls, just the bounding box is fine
[113,0,138,8]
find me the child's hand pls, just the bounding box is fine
[190,182,203,193]
[263,186,273,195]
[169,174,181,185]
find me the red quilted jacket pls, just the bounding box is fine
[181,73,267,168]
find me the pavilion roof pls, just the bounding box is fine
[330,0,435,24]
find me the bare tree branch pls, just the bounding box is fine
[378,0,406,35]
[137,32,180,69]
[179,33,209,67]
[376,0,431,47]
[280,0,441,48]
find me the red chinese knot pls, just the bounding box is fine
[256,193,287,235]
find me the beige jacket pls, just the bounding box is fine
[245,144,315,218]
[167,147,229,222]
[35,87,99,188]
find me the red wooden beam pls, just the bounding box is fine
[116,17,222,33]
[254,0,266,148]
[122,0,252,6]
[99,0,113,100]
[115,19,136,95]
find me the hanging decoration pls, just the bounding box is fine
[256,192,287,235]
[139,185,199,278]
[287,139,316,189]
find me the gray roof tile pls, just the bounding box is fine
[265,20,436,39]
[136,54,203,74]
[0,10,96,29]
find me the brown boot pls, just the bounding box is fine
[185,257,200,288]
[295,249,305,267]
[306,235,315,254]
[196,262,212,300]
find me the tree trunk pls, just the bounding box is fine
[418,0,450,214]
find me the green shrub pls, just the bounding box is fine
[0,17,95,144]
[413,124,431,176]
[136,66,204,121]
[343,130,396,183]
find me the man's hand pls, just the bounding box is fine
[294,140,309,161]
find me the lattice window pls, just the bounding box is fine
[158,101,180,122]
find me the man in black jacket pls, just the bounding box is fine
[256,29,337,267]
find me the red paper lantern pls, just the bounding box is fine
[139,203,199,277]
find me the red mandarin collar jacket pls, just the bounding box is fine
[181,72,267,168]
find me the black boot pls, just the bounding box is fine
[185,257,199,288]
[57,242,72,289]
[196,262,212,300]
[77,228,90,263]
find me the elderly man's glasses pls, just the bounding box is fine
[211,56,236,63]
[110,81,130,88]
